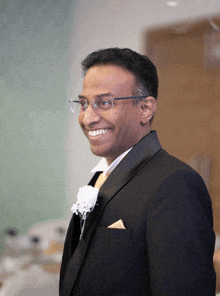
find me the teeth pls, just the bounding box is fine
[89,129,108,137]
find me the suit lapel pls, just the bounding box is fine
[60,173,100,296]
[100,130,162,199]
[61,131,161,296]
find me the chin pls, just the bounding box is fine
[90,148,106,158]
[89,145,110,158]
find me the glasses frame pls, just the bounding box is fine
[68,95,148,114]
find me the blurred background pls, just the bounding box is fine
[1,0,220,294]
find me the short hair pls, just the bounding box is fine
[81,47,158,100]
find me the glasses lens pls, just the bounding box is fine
[69,100,83,114]
[69,97,113,114]
[96,97,113,111]
[79,99,88,112]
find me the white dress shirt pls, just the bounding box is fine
[91,147,132,177]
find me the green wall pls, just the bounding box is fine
[0,0,77,253]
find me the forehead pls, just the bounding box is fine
[81,65,136,97]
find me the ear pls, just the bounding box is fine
[140,96,157,124]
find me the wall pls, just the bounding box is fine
[0,0,77,248]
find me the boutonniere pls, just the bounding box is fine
[71,185,99,239]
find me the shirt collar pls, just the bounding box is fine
[91,147,132,176]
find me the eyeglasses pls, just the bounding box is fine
[69,95,148,114]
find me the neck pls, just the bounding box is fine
[105,128,152,165]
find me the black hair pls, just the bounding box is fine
[81,47,158,99]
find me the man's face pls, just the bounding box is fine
[78,64,148,164]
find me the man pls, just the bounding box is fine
[60,48,216,295]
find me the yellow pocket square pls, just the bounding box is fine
[107,219,126,229]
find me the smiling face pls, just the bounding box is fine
[78,64,153,164]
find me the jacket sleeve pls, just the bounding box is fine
[146,169,216,296]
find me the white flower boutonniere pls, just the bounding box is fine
[71,185,99,239]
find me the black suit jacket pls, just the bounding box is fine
[60,131,216,295]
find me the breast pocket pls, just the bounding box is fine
[95,226,133,241]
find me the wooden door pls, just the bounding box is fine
[146,17,220,233]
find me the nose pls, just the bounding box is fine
[81,102,101,126]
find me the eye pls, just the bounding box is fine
[79,99,88,111]
[99,98,112,110]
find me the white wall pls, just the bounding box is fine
[66,0,220,210]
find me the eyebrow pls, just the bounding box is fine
[78,92,113,100]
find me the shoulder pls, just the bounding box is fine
[144,149,213,224]
[140,148,202,184]
[151,149,195,172]
[134,148,212,212]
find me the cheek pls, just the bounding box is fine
[78,114,84,127]
[78,115,87,136]
[120,110,139,127]
[120,115,140,138]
